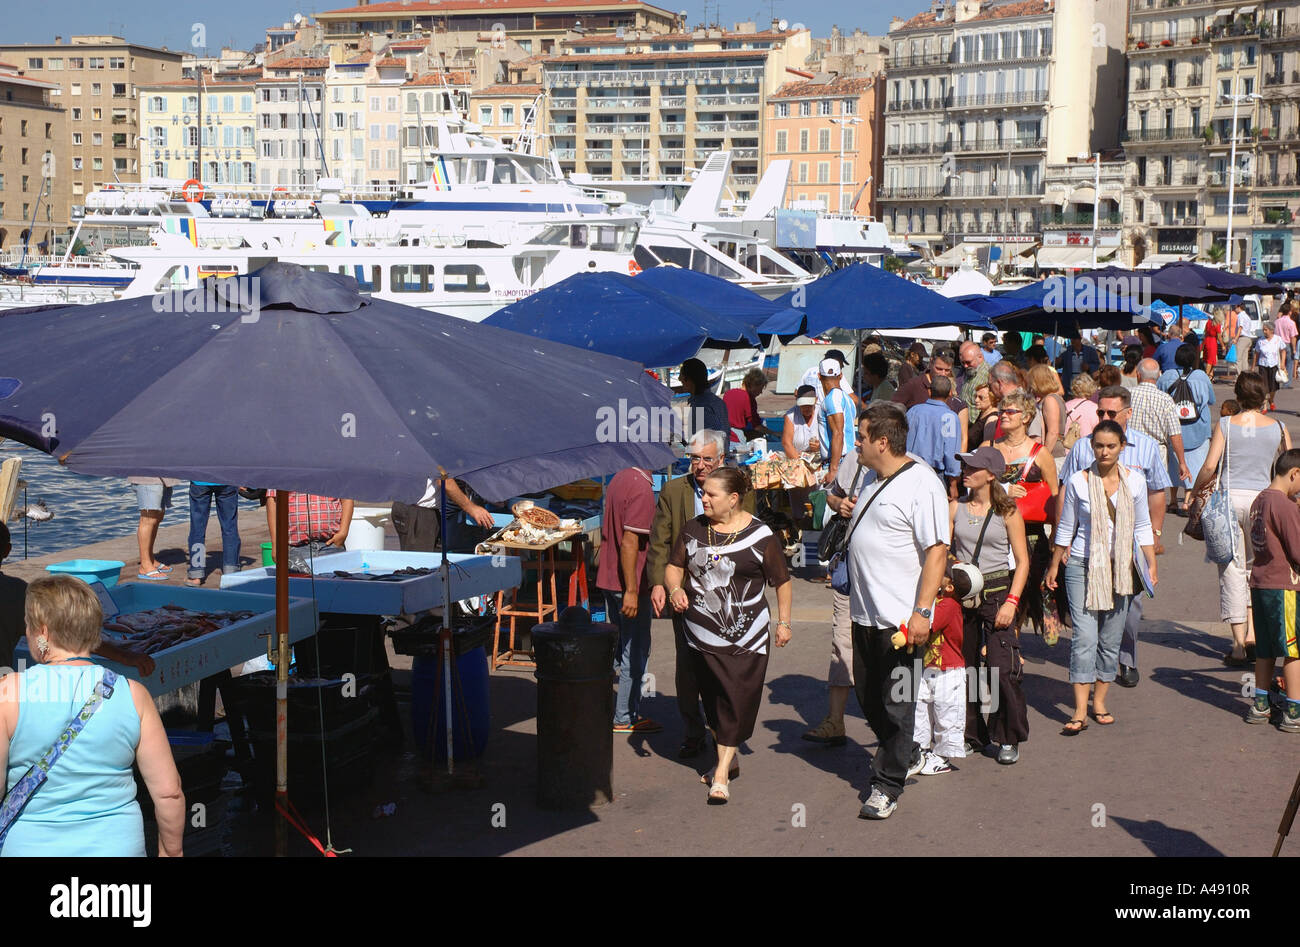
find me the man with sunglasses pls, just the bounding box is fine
[647,429,756,758]
[1058,385,1172,688]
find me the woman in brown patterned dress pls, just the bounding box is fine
[665,467,793,805]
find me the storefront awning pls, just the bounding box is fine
[932,243,974,267]
[1214,8,1234,18]
[1238,5,1257,15]
[1137,252,1194,269]
[1040,190,1069,208]
[1035,246,1097,268]
[1069,185,1097,205]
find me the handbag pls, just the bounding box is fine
[1277,365,1289,384]
[1201,420,1237,565]
[818,463,864,563]
[955,506,1012,606]
[1014,442,1055,524]
[829,462,916,594]
[0,668,118,850]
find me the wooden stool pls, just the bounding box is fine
[490,533,591,670]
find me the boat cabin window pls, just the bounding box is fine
[588,223,636,253]
[689,248,743,279]
[350,265,380,292]
[531,224,572,246]
[444,264,489,293]
[463,159,492,184]
[647,244,692,268]
[390,264,433,292]
[492,161,519,184]
[633,245,660,270]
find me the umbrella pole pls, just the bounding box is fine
[440,479,454,776]
[275,491,290,858]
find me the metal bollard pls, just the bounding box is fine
[532,606,617,810]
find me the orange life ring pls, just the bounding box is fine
[273,186,288,193]
[182,179,204,202]
[627,259,642,275]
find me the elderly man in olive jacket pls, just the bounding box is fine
[647,428,756,759]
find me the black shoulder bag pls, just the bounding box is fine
[829,462,916,595]
[818,462,864,563]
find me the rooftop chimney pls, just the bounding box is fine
[54,36,63,45]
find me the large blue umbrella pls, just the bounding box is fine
[0,264,675,502]
[955,275,1156,332]
[1145,261,1281,302]
[0,262,678,840]
[760,262,992,337]
[482,271,760,368]
[1267,265,1300,283]
[633,266,782,325]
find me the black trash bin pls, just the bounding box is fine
[532,606,617,810]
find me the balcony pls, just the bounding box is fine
[609,122,651,135]
[552,148,576,160]
[733,174,758,186]
[1129,31,1208,51]
[1263,207,1295,223]
[586,97,651,110]
[878,185,947,199]
[947,185,1046,198]
[1130,0,1218,11]
[1163,214,1203,226]
[546,66,766,88]
[549,122,577,134]
[585,148,614,160]
[1256,173,1299,187]
[659,148,685,159]
[886,141,950,156]
[1042,212,1125,227]
[1182,172,1203,185]
[886,96,949,113]
[1187,72,1205,86]
[660,121,685,133]
[695,120,758,134]
[952,136,1046,154]
[947,90,1049,109]
[696,94,759,107]
[732,147,758,158]
[887,50,952,70]
[1134,77,1151,91]
[1121,126,1203,142]
[694,147,718,161]
[660,95,686,108]
[621,148,649,159]
[1262,22,1300,43]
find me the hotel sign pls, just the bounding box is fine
[1042,230,1121,248]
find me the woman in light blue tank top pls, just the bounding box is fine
[0,576,184,857]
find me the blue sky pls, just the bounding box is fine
[5,0,901,53]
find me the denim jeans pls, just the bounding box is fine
[187,483,240,579]
[1064,559,1133,684]
[603,590,652,725]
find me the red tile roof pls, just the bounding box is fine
[405,70,471,85]
[265,57,330,69]
[318,0,669,16]
[376,57,404,67]
[966,0,1051,24]
[770,75,877,98]
[389,39,431,50]
[472,83,542,95]
[567,29,797,45]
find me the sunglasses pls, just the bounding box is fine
[999,407,1022,415]
[1097,409,1123,419]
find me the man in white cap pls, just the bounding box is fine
[818,356,857,487]
[799,348,857,410]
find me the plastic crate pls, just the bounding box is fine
[46,559,125,587]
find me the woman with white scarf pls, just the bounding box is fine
[1046,421,1158,734]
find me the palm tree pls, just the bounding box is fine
[1206,243,1226,264]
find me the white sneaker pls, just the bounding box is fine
[906,751,926,778]
[859,788,897,820]
[919,751,952,775]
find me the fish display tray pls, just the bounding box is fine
[15,583,318,696]
[219,551,522,616]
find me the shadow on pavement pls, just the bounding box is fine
[1110,816,1225,856]
[1148,666,1247,717]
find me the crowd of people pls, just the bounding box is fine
[595,313,1300,816]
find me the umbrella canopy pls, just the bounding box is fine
[0,263,677,503]
[1267,266,1300,284]
[482,271,760,369]
[762,262,992,337]
[937,266,994,299]
[1145,262,1282,302]
[1151,300,1211,327]
[632,266,782,324]
[958,275,1156,332]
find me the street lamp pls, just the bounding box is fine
[1089,151,1101,268]
[1222,79,1261,272]
[829,116,861,214]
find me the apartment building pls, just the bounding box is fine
[1039,155,1129,267]
[878,0,1126,264]
[540,24,812,200]
[807,27,890,76]
[470,84,543,151]
[314,0,679,53]
[256,58,330,188]
[364,58,408,186]
[0,65,67,254]
[137,75,258,185]
[766,74,885,217]
[0,36,183,224]
[399,72,473,184]
[1124,0,1300,271]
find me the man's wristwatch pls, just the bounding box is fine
[913,606,932,620]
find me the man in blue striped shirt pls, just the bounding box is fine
[1058,385,1172,688]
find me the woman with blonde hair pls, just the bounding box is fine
[1064,373,1101,448]
[1025,363,1068,458]
[984,388,1060,639]
[0,575,184,856]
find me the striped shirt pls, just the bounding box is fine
[1128,382,1181,448]
[1059,426,1173,493]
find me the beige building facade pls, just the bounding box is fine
[0,66,67,254]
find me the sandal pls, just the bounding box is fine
[1223,651,1251,668]
[700,762,740,784]
[1091,710,1115,725]
[707,781,730,805]
[1061,719,1089,735]
[136,569,168,581]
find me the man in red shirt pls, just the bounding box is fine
[722,368,770,444]
[598,467,662,733]
[1245,448,1300,731]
